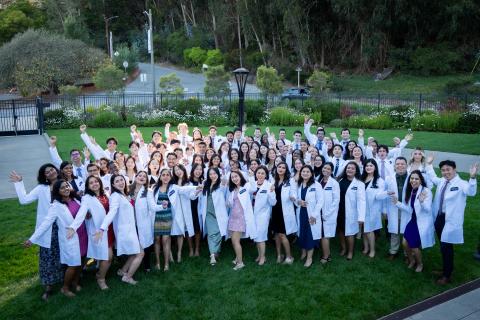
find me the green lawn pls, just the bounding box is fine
[1,173,479,319]
[334,74,474,94]
[47,127,480,157]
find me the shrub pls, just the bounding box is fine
[204,65,231,97]
[230,100,267,124]
[256,65,283,96]
[307,71,332,94]
[204,49,223,66]
[93,64,124,92]
[411,45,461,76]
[90,111,124,128]
[112,43,139,74]
[176,98,202,114]
[44,108,83,129]
[437,112,460,132]
[329,119,344,127]
[457,112,480,133]
[411,114,440,131]
[346,114,393,129]
[268,107,304,126]
[184,47,207,68]
[159,73,184,94]
[59,85,81,96]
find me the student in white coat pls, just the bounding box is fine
[293,165,324,268]
[59,161,84,195]
[67,175,113,290]
[336,161,366,260]
[10,164,63,301]
[425,158,478,285]
[330,145,346,178]
[199,167,229,265]
[270,162,297,265]
[227,171,257,270]
[188,163,204,257]
[392,170,435,273]
[129,171,155,272]
[25,180,81,298]
[170,164,199,263]
[318,162,340,264]
[80,124,117,160]
[94,175,144,285]
[360,159,388,258]
[250,166,277,265]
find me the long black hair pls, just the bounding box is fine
[110,174,128,195]
[189,163,204,184]
[361,158,380,188]
[274,161,291,187]
[51,179,74,204]
[128,171,149,198]
[229,170,247,192]
[255,165,270,182]
[154,168,174,195]
[37,163,59,185]
[60,161,78,180]
[404,170,427,203]
[313,155,326,178]
[337,161,361,181]
[203,167,221,195]
[172,164,189,186]
[298,165,315,188]
[319,162,335,183]
[84,175,105,197]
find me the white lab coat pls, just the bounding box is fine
[100,192,141,256]
[384,175,408,234]
[407,164,433,189]
[295,181,324,240]
[276,178,298,235]
[396,186,435,249]
[14,181,52,248]
[360,178,388,232]
[342,178,366,236]
[227,187,257,239]
[70,194,109,260]
[250,180,277,242]
[80,132,114,160]
[320,178,340,238]
[427,167,477,244]
[199,186,229,237]
[30,200,81,266]
[329,157,347,178]
[49,146,89,180]
[134,187,156,248]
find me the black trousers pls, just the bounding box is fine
[434,214,454,279]
[143,245,153,271]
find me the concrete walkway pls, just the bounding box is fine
[0,135,50,200]
[402,148,480,174]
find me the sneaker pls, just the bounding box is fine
[210,254,217,265]
[233,262,245,270]
[121,275,138,285]
[117,269,125,277]
[283,257,294,265]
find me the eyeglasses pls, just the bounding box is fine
[70,152,81,156]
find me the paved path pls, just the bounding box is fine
[0,135,50,200]
[402,148,480,174]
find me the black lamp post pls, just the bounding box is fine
[233,67,249,128]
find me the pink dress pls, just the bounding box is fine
[67,200,88,257]
[228,191,246,233]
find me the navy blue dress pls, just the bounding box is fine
[404,189,421,249]
[298,185,319,250]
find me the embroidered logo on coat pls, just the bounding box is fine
[325,187,332,190]
[168,190,175,196]
[259,190,267,194]
[239,189,246,194]
[351,187,358,190]
[450,187,459,191]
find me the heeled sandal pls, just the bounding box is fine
[320,256,331,264]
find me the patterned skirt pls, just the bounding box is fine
[39,223,63,285]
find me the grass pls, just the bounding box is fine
[1,173,479,320]
[47,127,480,157]
[333,74,474,94]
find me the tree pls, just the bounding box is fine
[159,73,184,94]
[0,0,46,44]
[93,63,124,92]
[112,43,139,74]
[256,65,283,96]
[63,12,90,43]
[307,71,332,94]
[204,49,224,66]
[0,29,105,95]
[184,46,207,68]
[204,65,231,97]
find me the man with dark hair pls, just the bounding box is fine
[292,130,302,150]
[231,127,243,149]
[426,157,478,285]
[304,116,325,152]
[208,125,225,151]
[278,128,291,146]
[253,127,262,143]
[194,140,207,157]
[49,135,90,180]
[80,124,117,160]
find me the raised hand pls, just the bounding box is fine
[83,147,90,159]
[130,124,137,133]
[470,163,479,178]
[330,132,337,139]
[426,153,435,166]
[265,127,270,134]
[49,136,57,147]
[9,171,22,182]
[165,123,171,128]
[358,129,364,137]
[80,124,87,133]
[405,133,414,141]
[304,115,309,124]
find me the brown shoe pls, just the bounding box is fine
[436,277,451,285]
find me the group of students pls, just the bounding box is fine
[10,119,478,300]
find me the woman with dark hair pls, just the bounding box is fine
[68,175,113,290]
[313,155,326,180]
[147,159,160,185]
[250,166,277,266]
[360,159,388,258]
[392,170,435,272]
[261,133,269,146]
[247,159,260,183]
[10,164,63,301]
[95,174,144,285]
[258,144,269,165]
[129,171,155,272]
[203,148,215,165]
[150,150,164,168]
[238,142,250,169]
[114,151,126,175]
[124,156,137,185]
[293,165,324,267]
[227,170,257,270]
[60,161,84,195]
[25,180,83,297]
[171,164,198,263]
[337,161,366,260]
[265,148,277,174]
[290,158,305,183]
[319,162,340,264]
[199,167,229,265]
[188,163,204,256]
[343,140,358,160]
[271,162,297,264]
[351,146,365,174]
[329,144,346,178]
[248,148,259,164]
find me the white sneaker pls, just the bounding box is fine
[283,257,294,265]
[233,262,245,270]
[210,254,217,265]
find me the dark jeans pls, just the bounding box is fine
[143,245,153,271]
[434,214,454,279]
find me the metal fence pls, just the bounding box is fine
[1,92,479,136]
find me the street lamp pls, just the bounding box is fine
[104,15,118,58]
[233,67,249,128]
[144,9,155,106]
[295,66,302,88]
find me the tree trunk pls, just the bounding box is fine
[236,11,243,67]
[180,3,189,35]
[189,1,197,26]
[320,39,325,69]
[211,12,219,49]
[250,22,266,64]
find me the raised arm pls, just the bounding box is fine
[10,172,40,205]
[48,136,63,168]
[80,125,108,160]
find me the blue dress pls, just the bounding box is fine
[404,189,421,249]
[298,185,319,250]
